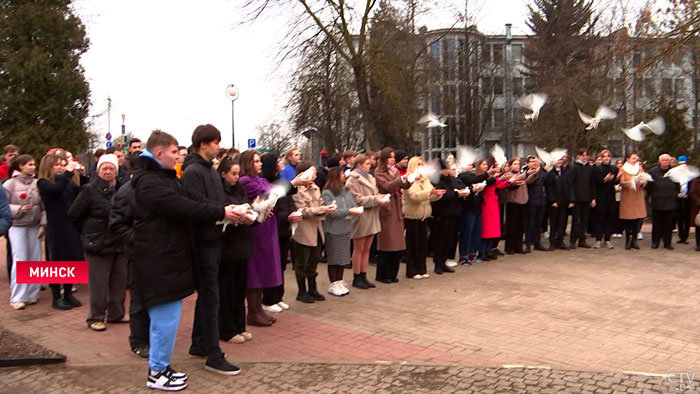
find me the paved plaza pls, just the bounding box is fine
[0,230,698,393]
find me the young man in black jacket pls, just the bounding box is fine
[181,124,242,376]
[132,130,241,391]
[567,149,596,248]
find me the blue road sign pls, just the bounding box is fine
[248,139,256,148]
[106,141,113,148]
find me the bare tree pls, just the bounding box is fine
[256,121,302,157]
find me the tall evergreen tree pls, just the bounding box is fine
[0,0,91,158]
[522,0,607,151]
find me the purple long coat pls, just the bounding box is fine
[239,175,282,289]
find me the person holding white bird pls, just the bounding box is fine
[647,154,680,250]
[568,149,596,249]
[617,153,648,250]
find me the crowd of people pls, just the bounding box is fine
[2,127,698,391]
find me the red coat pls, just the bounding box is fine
[481,178,511,239]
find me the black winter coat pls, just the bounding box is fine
[431,175,464,218]
[37,172,84,261]
[546,167,570,206]
[592,164,618,213]
[526,169,547,206]
[181,153,226,246]
[109,180,135,258]
[68,177,123,255]
[458,171,489,215]
[132,155,225,309]
[648,166,679,211]
[567,162,595,203]
[221,182,254,262]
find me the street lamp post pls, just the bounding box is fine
[226,84,240,148]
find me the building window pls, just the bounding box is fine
[431,86,441,114]
[430,41,440,61]
[662,78,673,96]
[675,78,685,96]
[513,77,523,96]
[482,77,492,96]
[512,44,522,62]
[493,44,503,64]
[482,44,491,64]
[494,76,504,95]
[493,108,504,127]
[643,78,655,97]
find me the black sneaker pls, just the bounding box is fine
[131,345,149,359]
[188,345,206,357]
[204,355,241,376]
[147,369,187,391]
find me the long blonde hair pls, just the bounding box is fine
[38,154,79,185]
[405,156,424,177]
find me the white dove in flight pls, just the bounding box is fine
[578,105,617,130]
[622,116,665,141]
[665,164,700,184]
[456,145,479,173]
[418,112,447,128]
[535,146,567,172]
[490,144,507,169]
[517,93,548,121]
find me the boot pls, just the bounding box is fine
[63,284,81,307]
[434,263,444,275]
[246,289,272,327]
[295,277,315,303]
[361,272,375,288]
[306,277,325,301]
[352,273,369,289]
[51,284,72,310]
[625,232,632,250]
[631,235,640,249]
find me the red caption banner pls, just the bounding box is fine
[15,261,89,284]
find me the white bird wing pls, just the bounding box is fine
[643,116,666,135]
[421,160,441,184]
[578,109,594,125]
[535,146,552,167]
[665,164,700,183]
[596,105,617,120]
[518,93,548,121]
[427,118,447,128]
[456,145,478,172]
[622,124,645,141]
[638,173,653,182]
[418,112,438,124]
[530,93,548,112]
[550,148,567,163]
[490,144,507,168]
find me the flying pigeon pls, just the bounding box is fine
[622,116,665,141]
[456,145,479,173]
[535,146,567,172]
[577,105,617,130]
[517,93,548,121]
[418,112,447,128]
[490,144,507,169]
[665,164,700,184]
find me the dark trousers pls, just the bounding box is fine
[5,234,11,284]
[458,211,481,258]
[593,208,615,242]
[127,259,149,349]
[571,202,591,245]
[624,218,642,239]
[191,246,223,360]
[376,250,402,281]
[549,204,568,246]
[87,253,128,323]
[652,209,676,246]
[505,203,525,253]
[677,198,691,242]
[293,234,322,278]
[525,204,546,246]
[218,259,247,341]
[404,218,428,277]
[430,216,457,267]
[263,235,290,306]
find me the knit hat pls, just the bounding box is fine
[678,155,688,163]
[395,150,407,163]
[97,153,119,171]
[326,156,340,168]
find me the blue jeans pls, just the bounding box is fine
[191,246,223,359]
[458,211,482,258]
[148,299,183,372]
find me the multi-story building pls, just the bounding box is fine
[420,25,699,159]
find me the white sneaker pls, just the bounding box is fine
[10,302,25,310]
[277,301,290,310]
[421,274,430,279]
[262,303,283,313]
[337,281,350,295]
[593,241,602,249]
[328,281,344,296]
[412,274,422,280]
[605,241,614,249]
[445,260,458,268]
[637,233,644,240]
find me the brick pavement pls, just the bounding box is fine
[1,229,699,392]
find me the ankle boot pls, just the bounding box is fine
[631,235,640,249]
[295,277,315,303]
[625,232,632,250]
[307,277,325,301]
[247,289,273,326]
[64,285,81,307]
[361,272,375,288]
[352,273,369,289]
[51,284,72,310]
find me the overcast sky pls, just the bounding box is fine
[74,0,531,150]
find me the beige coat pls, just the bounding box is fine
[292,184,326,247]
[345,169,381,239]
[374,165,410,251]
[619,170,647,219]
[402,176,441,220]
